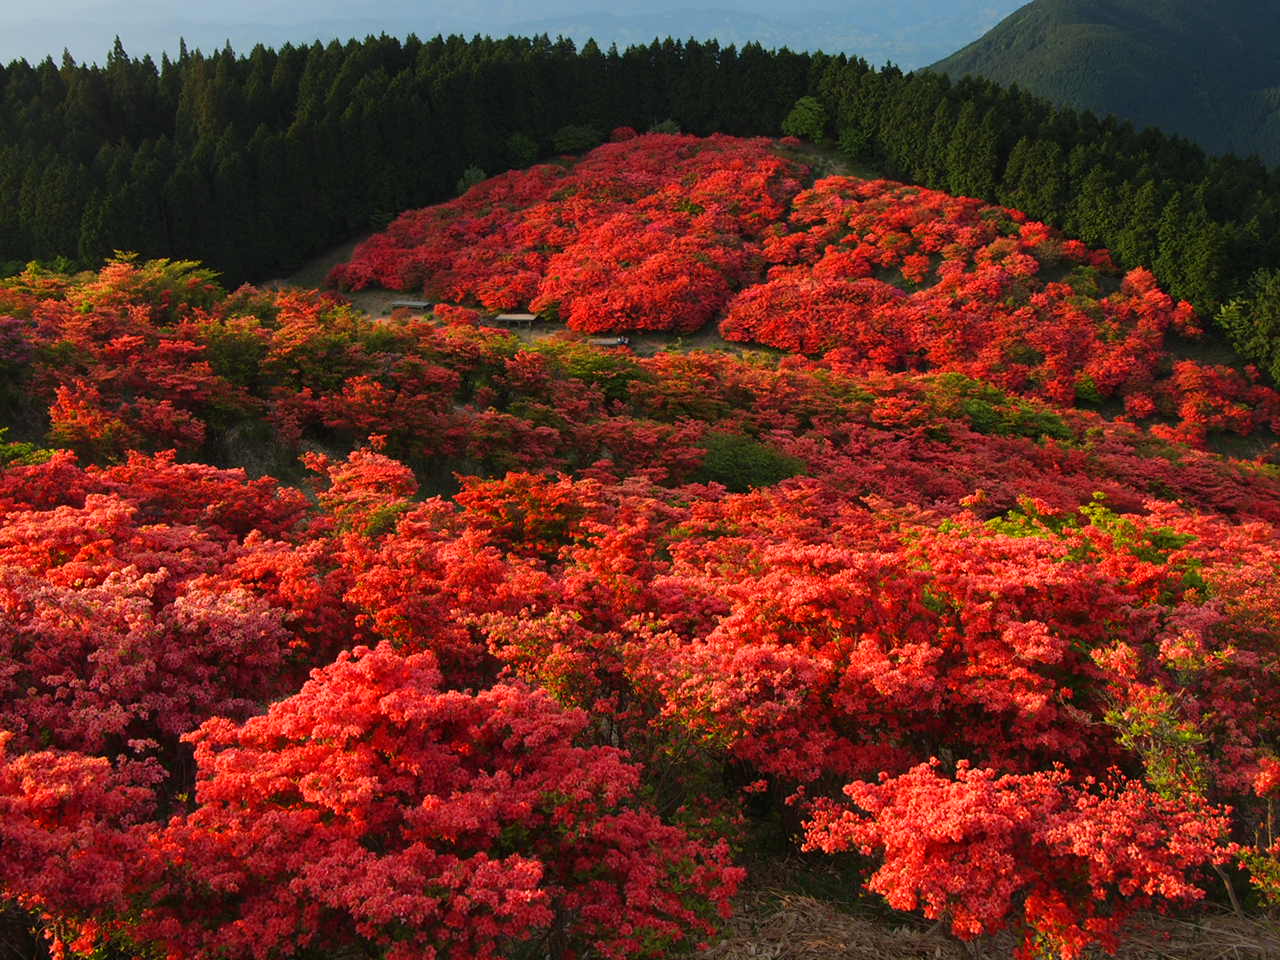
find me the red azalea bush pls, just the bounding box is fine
[316,443,1280,952]
[4,388,1280,953]
[13,258,257,460]
[530,211,755,333]
[329,134,802,330]
[0,154,1274,452]
[0,451,335,769]
[722,178,1273,434]
[122,643,740,960]
[0,733,156,924]
[804,762,1233,959]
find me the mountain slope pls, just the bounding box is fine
[932,0,1280,163]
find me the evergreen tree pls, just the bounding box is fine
[1000,137,1065,222]
[1113,180,1163,270]
[945,102,1000,199]
[1217,267,1280,380]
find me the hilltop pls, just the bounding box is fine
[932,0,1280,163]
[330,132,1279,449]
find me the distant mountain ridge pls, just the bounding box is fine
[932,0,1280,164]
[0,0,1023,70]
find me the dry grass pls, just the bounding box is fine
[1112,914,1280,960]
[701,889,1004,959]
[701,889,1280,960]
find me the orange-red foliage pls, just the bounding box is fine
[4,141,1280,958]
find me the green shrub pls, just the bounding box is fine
[506,132,539,168]
[925,373,1073,442]
[456,165,487,195]
[694,431,805,492]
[551,124,603,153]
[199,319,269,390]
[0,428,53,466]
[782,96,829,142]
[532,339,654,402]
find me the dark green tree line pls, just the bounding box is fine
[0,34,814,282]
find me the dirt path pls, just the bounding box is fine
[703,888,1280,960]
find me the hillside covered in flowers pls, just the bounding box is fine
[334,132,1280,449]
[2,135,1280,959]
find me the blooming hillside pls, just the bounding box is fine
[334,133,1280,447]
[0,149,1279,958]
[329,132,802,335]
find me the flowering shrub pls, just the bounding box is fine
[0,451,332,771]
[805,762,1233,959]
[0,733,155,924]
[125,644,740,960]
[721,178,1270,435]
[2,370,1280,953]
[329,134,802,329]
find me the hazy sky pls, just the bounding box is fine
[0,0,1026,70]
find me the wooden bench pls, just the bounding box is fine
[491,313,538,330]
